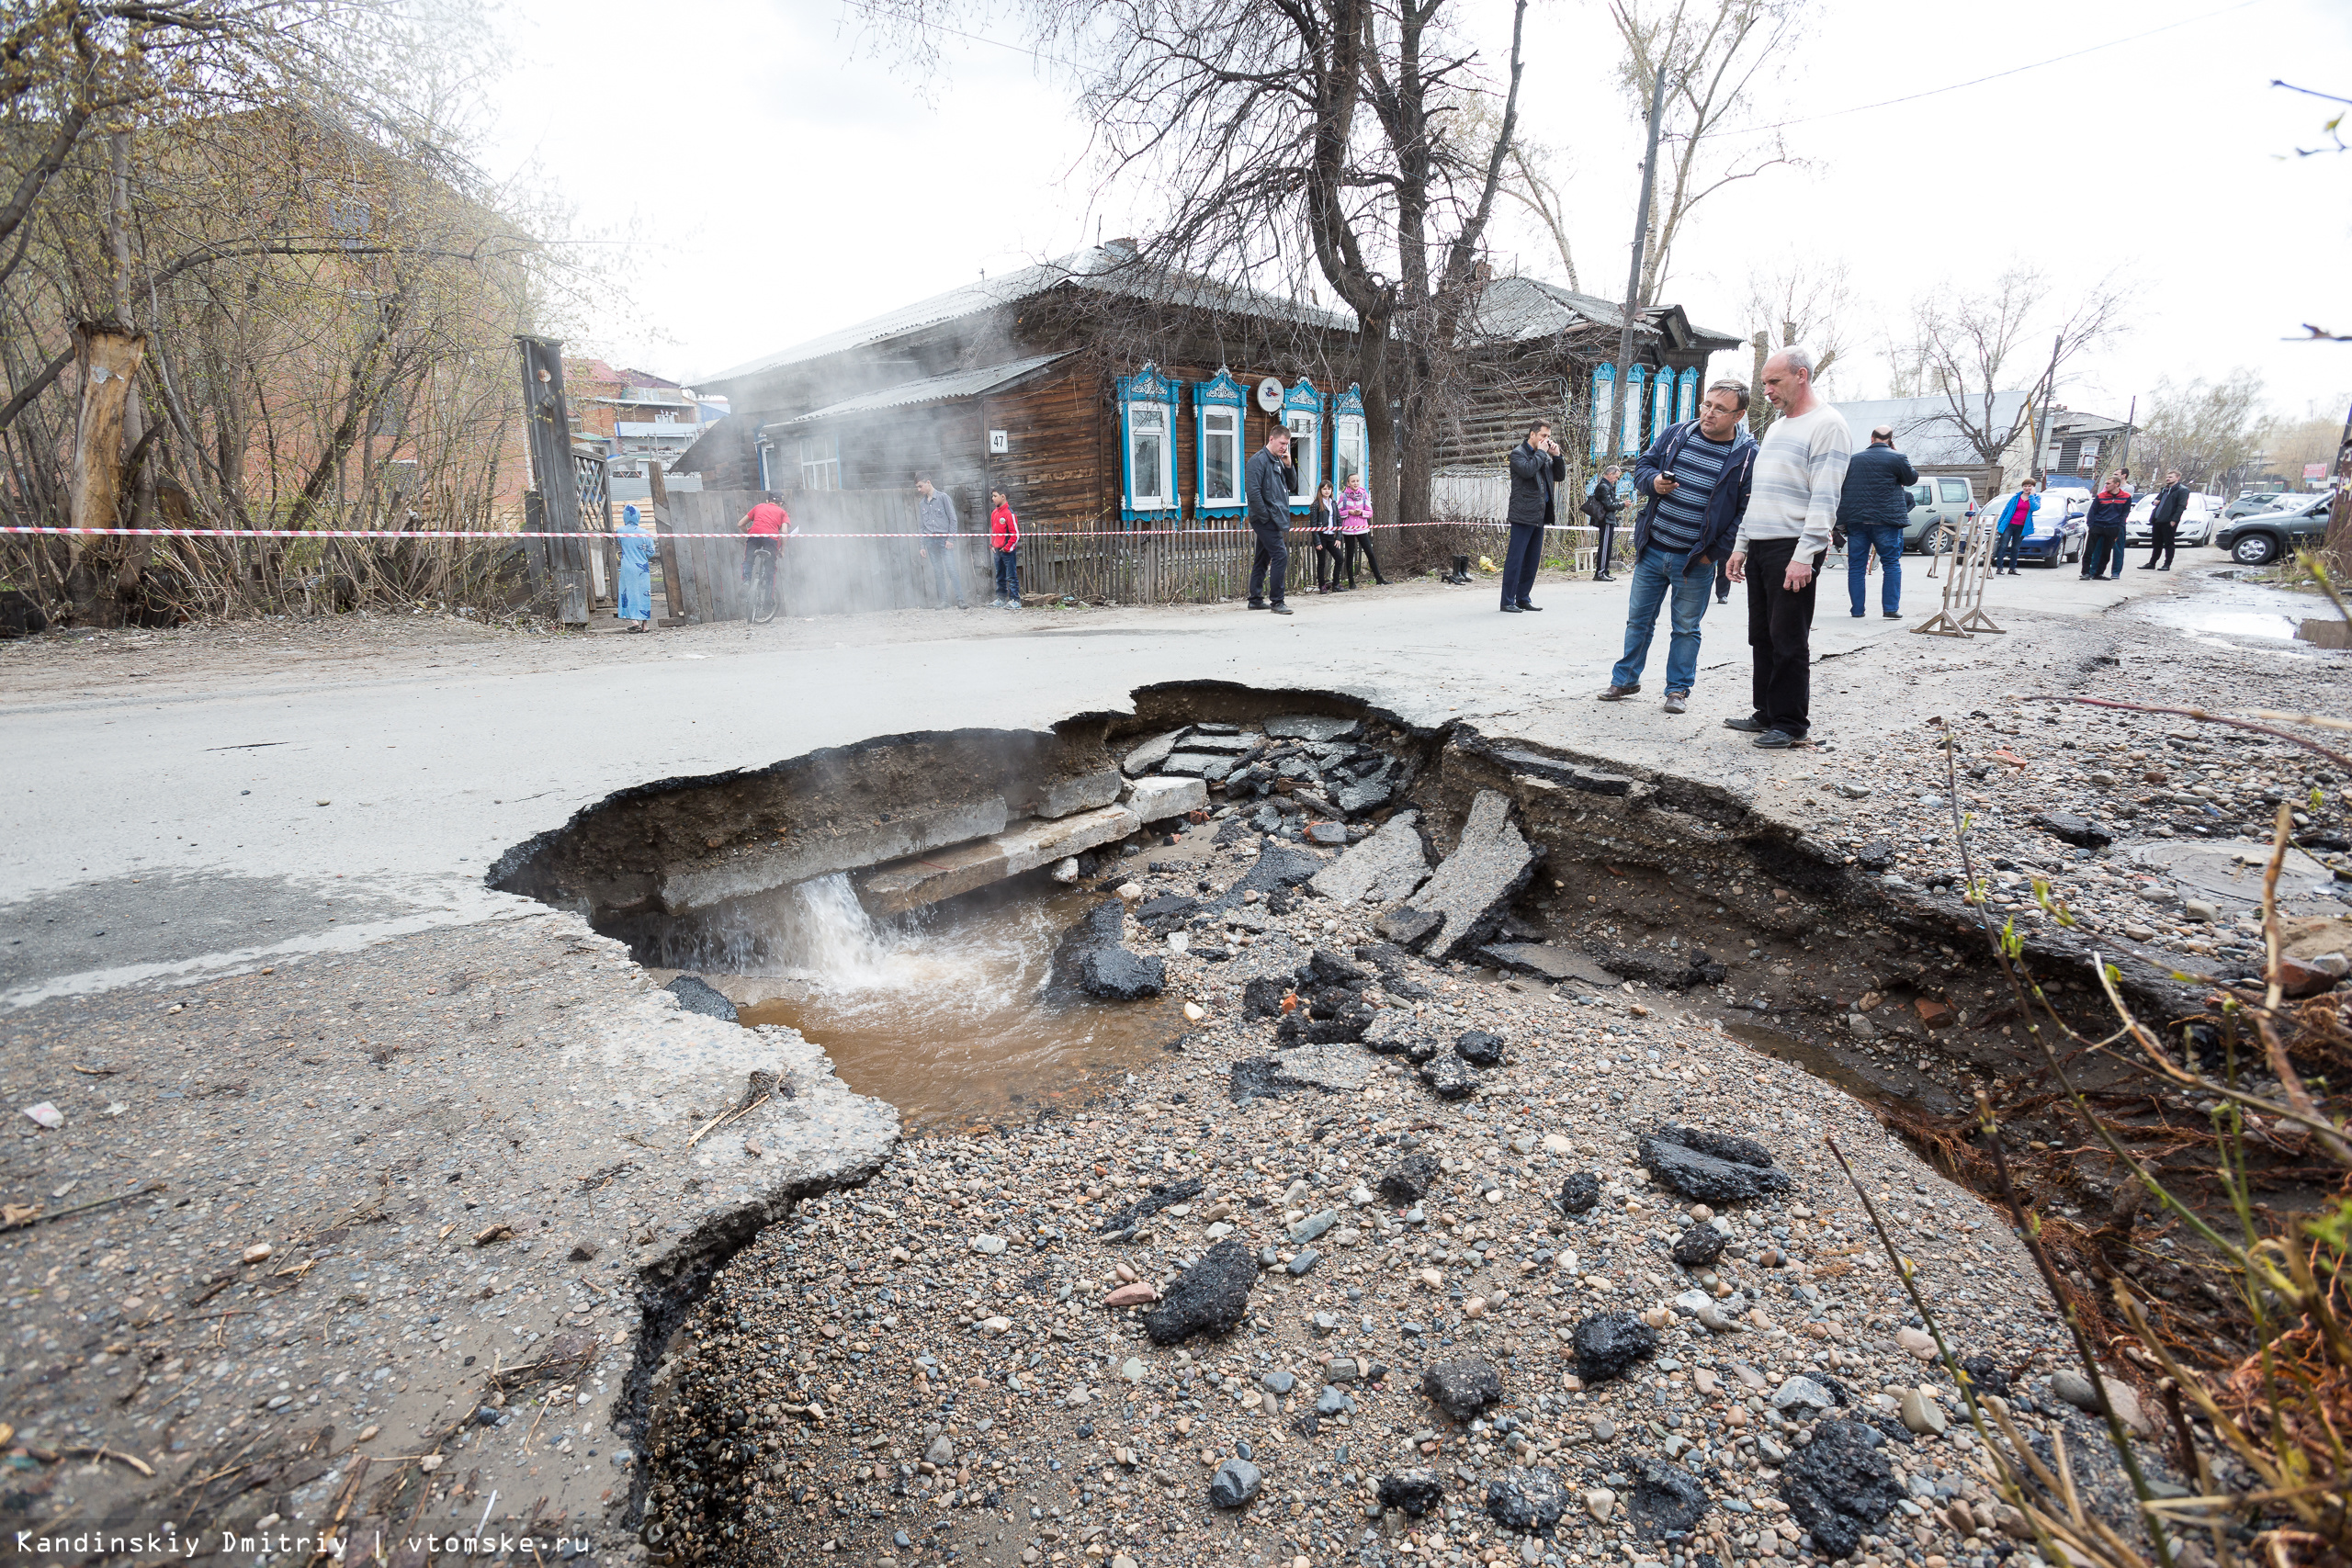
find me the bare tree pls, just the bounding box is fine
[2128,370,2269,491]
[871,0,1529,536]
[1901,265,2129,480]
[1738,255,1849,437]
[1,0,594,627]
[1610,0,1803,310]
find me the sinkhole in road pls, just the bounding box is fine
[486,681,1439,1132]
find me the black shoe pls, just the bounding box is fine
[1517,601,1543,611]
[1500,604,1523,614]
[1594,572,1616,582]
[1753,728,1801,750]
[1883,611,1902,619]
[1248,600,1269,610]
[1723,716,1767,733]
[1271,604,1293,615]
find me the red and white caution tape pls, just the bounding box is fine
[0,519,1577,542]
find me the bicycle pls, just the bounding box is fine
[746,540,779,626]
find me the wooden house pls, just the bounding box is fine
[1438,275,1744,480]
[673,246,1736,546]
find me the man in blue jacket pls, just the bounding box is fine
[1244,425,1296,615]
[1835,424,1917,619]
[1500,419,1567,612]
[1594,379,1758,714]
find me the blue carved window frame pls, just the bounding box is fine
[1191,367,1246,522]
[1652,368,1674,444]
[1678,367,1700,424]
[1589,364,1615,460]
[1621,365,1647,456]
[1282,377,1325,513]
[1116,363,1182,526]
[1330,384,1369,493]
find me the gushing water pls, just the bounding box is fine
[705,874,1180,1132]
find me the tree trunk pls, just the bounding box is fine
[1359,323,1397,553]
[66,324,147,626]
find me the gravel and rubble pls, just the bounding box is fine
[633,807,2188,1568]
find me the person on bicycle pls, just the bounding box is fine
[739,495,788,607]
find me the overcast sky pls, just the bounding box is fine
[480,0,2351,423]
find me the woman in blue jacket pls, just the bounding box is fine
[1991,480,2041,575]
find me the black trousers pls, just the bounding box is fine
[1594,516,1619,574]
[1343,534,1382,585]
[1499,523,1544,607]
[1745,536,1823,738]
[1249,520,1289,604]
[2144,522,2177,570]
[1311,533,1341,590]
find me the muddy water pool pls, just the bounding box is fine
[704,874,1185,1133]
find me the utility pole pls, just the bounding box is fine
[1612,10,1680,467]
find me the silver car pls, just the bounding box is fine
[2125,491,2222,547]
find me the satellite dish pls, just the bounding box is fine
[1256,377,1284,414]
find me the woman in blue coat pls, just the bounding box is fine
[617,504,656,632]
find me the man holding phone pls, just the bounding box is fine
[1499,419,1566,613]
[1595,379,1758,713]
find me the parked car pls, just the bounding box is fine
[2213,491,2336,565]
[1899,475,1978,553]
[2222,491,2288,520]
[1984,487,2089,566]
[2125,491,2224,547]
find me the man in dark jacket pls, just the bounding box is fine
[2081,472,2132,581]
[2143,470,2188,570]
[1835,424,1918,619]
[1244,426,1296,615]
[1595,379,1758,714]
[1580,466,1624,580]
[1500,420,1567,613]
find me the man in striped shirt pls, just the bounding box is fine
[1597,379,1758,714]
[1725,347,1852,749]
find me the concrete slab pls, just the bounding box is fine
[1041,766,1122,819]
[1478,942,1622,987]
[855,803,1143,916]
[1394,788,1542,960]
[659,796,1009,915]
[1309,809,1430,905]
[1123,728,1189,775]
[1126,774,1209,822]
[1269,1043,1376,1092]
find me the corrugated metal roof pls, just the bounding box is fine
[771,352,1074,427]
[1832,392,2033,468]
[1464,276,1741,353]
[700,245,1347,389]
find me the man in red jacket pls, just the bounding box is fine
[989,488,1022,608]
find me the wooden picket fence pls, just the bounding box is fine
[651,489,1603,623]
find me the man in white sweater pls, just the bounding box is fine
[1724,347,1852,748]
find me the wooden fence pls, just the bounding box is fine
[653,487,1604,622]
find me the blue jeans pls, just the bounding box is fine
[994,548,1020,600]
[922,537,966,605]
[1992,525,2027,571]
[1847,523,1904,615]
[2082,529,2124,578]
[1610,547,1714,694]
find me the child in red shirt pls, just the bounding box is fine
[989,489,1022,608]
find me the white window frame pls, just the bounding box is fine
[1127,402,1174,511]
[1332,383,1369,493]
[1201,408,1240,506]
[799,434,841,491]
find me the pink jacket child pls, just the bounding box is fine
[1338,479,1374,534]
